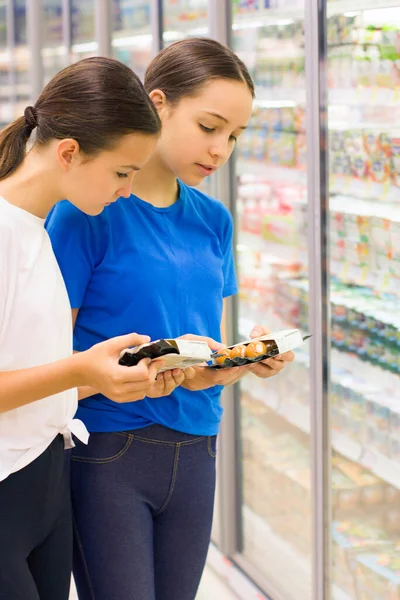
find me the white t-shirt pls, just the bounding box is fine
[0,196,88,482]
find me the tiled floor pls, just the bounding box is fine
[69,564,239,600]
[196,566,240,600]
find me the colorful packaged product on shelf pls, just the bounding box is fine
[295,133,307,169]
[252,128,268,161]
[332,520,394,599]
[265,107,281,132]
[391,131,400,187]
[294,106,306,133]
[330,130,346,153]
[267,131,282,165]
[351,153,369,179]
[356,549,400,600]
[369,155,392,184]
[280,107,296,132]
[278,132,297,167]
[332,520,392,550]
[363,130,381,156]
[237,128,253,160]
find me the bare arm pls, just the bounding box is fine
[0,331,160,414]
[0,354,82,413]
[71,307,97,401]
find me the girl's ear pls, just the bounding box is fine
[56,138,81,172]
[149,89,169,118]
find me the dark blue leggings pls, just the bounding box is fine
[70,425,217,600]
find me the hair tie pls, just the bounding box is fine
[24,106,38,131]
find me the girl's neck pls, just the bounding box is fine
[0,151,59,219]
[131,153,179,208]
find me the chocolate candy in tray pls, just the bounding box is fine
[119,338,212,373]
[209,329,310,369]
[119,339,179,367]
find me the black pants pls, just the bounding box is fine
[0,435,72,600]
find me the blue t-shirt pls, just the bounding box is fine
[45,182,237,435]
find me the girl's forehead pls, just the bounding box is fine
[180,80,253,121]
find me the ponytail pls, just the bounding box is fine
[0,117,32,181]
[0,57,160,182]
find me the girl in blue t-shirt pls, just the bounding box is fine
[46,39,294,600]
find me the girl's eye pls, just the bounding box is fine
[117,172,129,179]
[230,135,238,142]
[200,124,215,133]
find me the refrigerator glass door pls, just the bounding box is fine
[327,3,400,599]
[13,0,30,119]
[112,0,152,82]
[70,0,96,62]
[0,1,12,128]
[42,0,65,84]
[161,0,208,47]
[232,2,313,598]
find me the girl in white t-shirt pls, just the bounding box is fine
[0,57,185,600]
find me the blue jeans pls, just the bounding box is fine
[70,425,217,600]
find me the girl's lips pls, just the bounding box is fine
[195,163,216,177]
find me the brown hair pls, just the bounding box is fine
[0,56,161,181]
[144,37,255,103]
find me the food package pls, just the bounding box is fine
[119,338,211,372]
[210,328,309,369]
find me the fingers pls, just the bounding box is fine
[171,370,186,386]
[117,358,153,384]
[179,334,225,352]
[277,350,295,362]
[182,366,196,380]
[250,325,270,339]
[248,358,286,378]
[110,332,151,353]
[147,360,160,384]
[210,366,244,386]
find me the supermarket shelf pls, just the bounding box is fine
[243,375,400,490]
[330,173,400,203]
[233,9,304,27]
[255,86,306,106]
[329,86,400,107]
[162,22,208,41]
[112,28,152,49]
[235,505,352,600]
[237,159,400,207]
[237,160,307,186]
[327,0,400,16]
[239,319,400,489]
[245,378,400,490]
[255,85,400,108]
[233,1,400,25]
[240,505,312,600]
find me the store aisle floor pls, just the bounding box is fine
[69,564,239,600]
